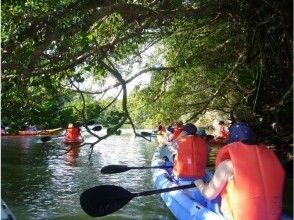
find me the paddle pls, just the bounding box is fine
[40,135,63,143]
[101,165,173,174]
[41,125,102,143]
[80,183,195,217]
[140,131,160,137]
[91,125,102,131]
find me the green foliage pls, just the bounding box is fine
[1,0,292,151]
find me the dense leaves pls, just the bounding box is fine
[1,0,292,155]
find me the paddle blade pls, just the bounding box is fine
[101,165,131,174]
[140,131,151,136]
[80,185,134,217]
[92,125,102,131]
[87,120,96,126]
[41,136,52,143]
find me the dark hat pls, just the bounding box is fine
[228,122,255,144]
[182,123,197,135]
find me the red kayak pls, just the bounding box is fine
[62,137,84,144]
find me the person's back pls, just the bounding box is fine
[173,123,207,180]
[169,120,184,141]
[155,122,166,135]
[195,122,285,220]
[216,142,285,220]
[66,123,81,140]
[217,120,229,140]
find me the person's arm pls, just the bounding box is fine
[194,160,234,200]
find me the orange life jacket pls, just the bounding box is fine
[173,135,207,178]
[216,142,285,220]
[170,126,183,141]
[66,127,80,140]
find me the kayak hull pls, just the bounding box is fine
[18,127,63,136]
[62,137,84,144]
[151,146,291,220]
[151,146,225,220]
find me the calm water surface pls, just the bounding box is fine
[2,130,180,220]
[2,130,292,219]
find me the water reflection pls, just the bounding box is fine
[63,144,81,166]
[1,131,176,220]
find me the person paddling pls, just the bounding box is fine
[167,120,184,141]
[194,122,285,220]
[64,123,82,141]
[166,123,208,181]
[154,122,166,135]
[216,120,229,141]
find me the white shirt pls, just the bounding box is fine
[195,159,234,200]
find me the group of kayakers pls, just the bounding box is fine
[154,120,285,220]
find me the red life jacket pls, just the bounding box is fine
[170,126,183,141]
[66,127,80,140]
[173,135,207,178]
[216,142,285,220]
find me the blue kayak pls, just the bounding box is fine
[1,200,16,220]
[151,145,292,220]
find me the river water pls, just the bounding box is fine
[2,129,180,220]
[2,130,292,220]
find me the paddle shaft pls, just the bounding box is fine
[134,183,196,197]
[128,166,173,170]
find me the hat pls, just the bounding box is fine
[228,122,255,144]
[182,123,197,135]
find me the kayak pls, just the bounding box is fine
[19,127,63,136]
[62,137,84,144]
[1,200,16,220]
[151,145,292,220]
[37,127,63,135]
[151,146,225,220]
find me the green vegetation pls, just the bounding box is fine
[2,1,292,155]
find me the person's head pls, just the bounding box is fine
[176,120,183,127]
[182,123,197,135]
[219,120,225,126]
[68,123,74,128]
[228,122,255,144]
[198,128,206,138]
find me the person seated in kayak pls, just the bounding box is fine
[154,122,166,135]
[194,122,285,220]
[65,123,81,141]
[167,120,184,141]
[216,120,229,141]
[166,123,208,181]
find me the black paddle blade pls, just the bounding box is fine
[80,185,134,217]
[92,125,102,131]
[41,136,52,142]
[101,165,130,174]
[87,120,96,126]
[141,131,151,136]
